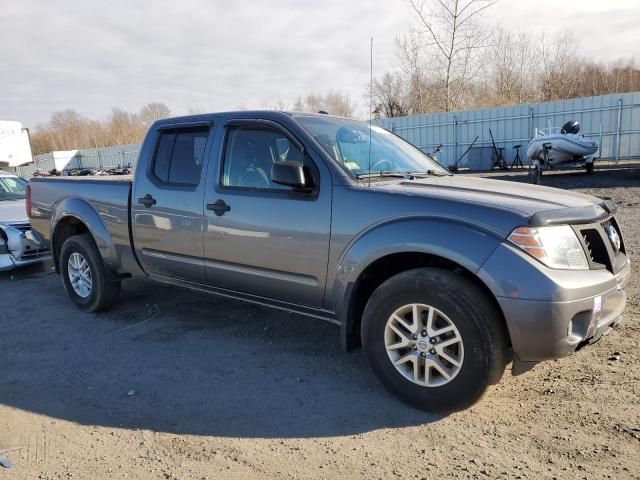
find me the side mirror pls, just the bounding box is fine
[271,161,306,189]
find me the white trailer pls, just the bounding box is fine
[0,121,33,167]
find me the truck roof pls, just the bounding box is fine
[152,110,353,126]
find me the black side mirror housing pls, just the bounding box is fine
[271,161,306,189]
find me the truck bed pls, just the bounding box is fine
[29,175,139,276]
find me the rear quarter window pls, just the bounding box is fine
[152,128,209,186]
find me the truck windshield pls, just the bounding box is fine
[295,115,450,179]
[0,175,28,200]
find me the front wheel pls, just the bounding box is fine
[585,161,594,174]
[361,268,508,413]
[528,160,542,184]
[59,233,120,312]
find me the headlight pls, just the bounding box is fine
[508,225,589,270]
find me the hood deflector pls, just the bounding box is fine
[529,200,616,227]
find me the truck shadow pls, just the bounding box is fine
[0,275,439,438]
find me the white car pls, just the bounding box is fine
[0,170,51,271]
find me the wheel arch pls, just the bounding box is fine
[51,198,119,274]
[339,251,511,353]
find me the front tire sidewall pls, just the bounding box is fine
[362,269,505,413]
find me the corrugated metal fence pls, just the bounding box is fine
[16,143,140,178]
[374,92,640,167]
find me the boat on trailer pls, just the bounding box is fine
[527,121,598,181]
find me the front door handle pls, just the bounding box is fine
[138,194,157,208]
[207,199,231,216]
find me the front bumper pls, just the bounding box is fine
[479,243,631,363]
[0,223,51,271]
[0,252,52,271]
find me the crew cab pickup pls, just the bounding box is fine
[28,111,631,412]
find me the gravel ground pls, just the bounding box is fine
[1,164,639,479]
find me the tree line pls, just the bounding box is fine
[29,92,356,156]
[29,103,172,156]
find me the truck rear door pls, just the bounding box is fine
[131,121,213,282]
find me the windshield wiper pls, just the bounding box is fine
[355,171,408,180]
[406,170,451,177]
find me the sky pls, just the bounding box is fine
[1,0,638,128]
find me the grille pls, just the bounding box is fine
[8,222,31,233]
[582,228,611,271]
[20,248,50,259]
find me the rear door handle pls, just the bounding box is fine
[207,199,231,216]
[138,194,157,208]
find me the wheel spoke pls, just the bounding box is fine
[392,313,416,335]
[389,322,411,341]
[393,353,414,368]
[430,324,455,337]
[425,306,435,335]
[437,349,462,368]
[436,336,460,349]
[411,305,421,333]
[430,357,452,380]
[387,339,410,351]
[423,360,431,385]
[413,357,420,383]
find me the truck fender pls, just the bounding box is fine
[51,197,120,273]
[330,216,504,349]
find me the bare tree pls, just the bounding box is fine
[485,28,539,105]
[407,0,497,111]
[47,109,87,150]
[292,91,356,117]
[371,72,410,117]
[139,103,171,125]
[324,91,356,117]
[395,31,434,113]
[107,108,145,145]
[272,98,290,111]
[540,32,580,101]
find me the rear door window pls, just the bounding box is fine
[152,127,209,186]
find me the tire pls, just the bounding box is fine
[361,268,508,414]
[59,233,120,312]
[586,162,594,174]
[528,160,542,184]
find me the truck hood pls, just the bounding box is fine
[374,176,612,225]
[0,199,28,224]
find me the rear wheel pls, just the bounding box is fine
[361,268,508,413]
[60,234,120,312]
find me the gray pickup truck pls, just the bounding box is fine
[28,111,630,412]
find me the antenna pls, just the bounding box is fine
[368,36,373,187]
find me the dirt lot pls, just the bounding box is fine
[1,165,639,479]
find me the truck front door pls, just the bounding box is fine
[202,120,331,308]
[131,122,212,282]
